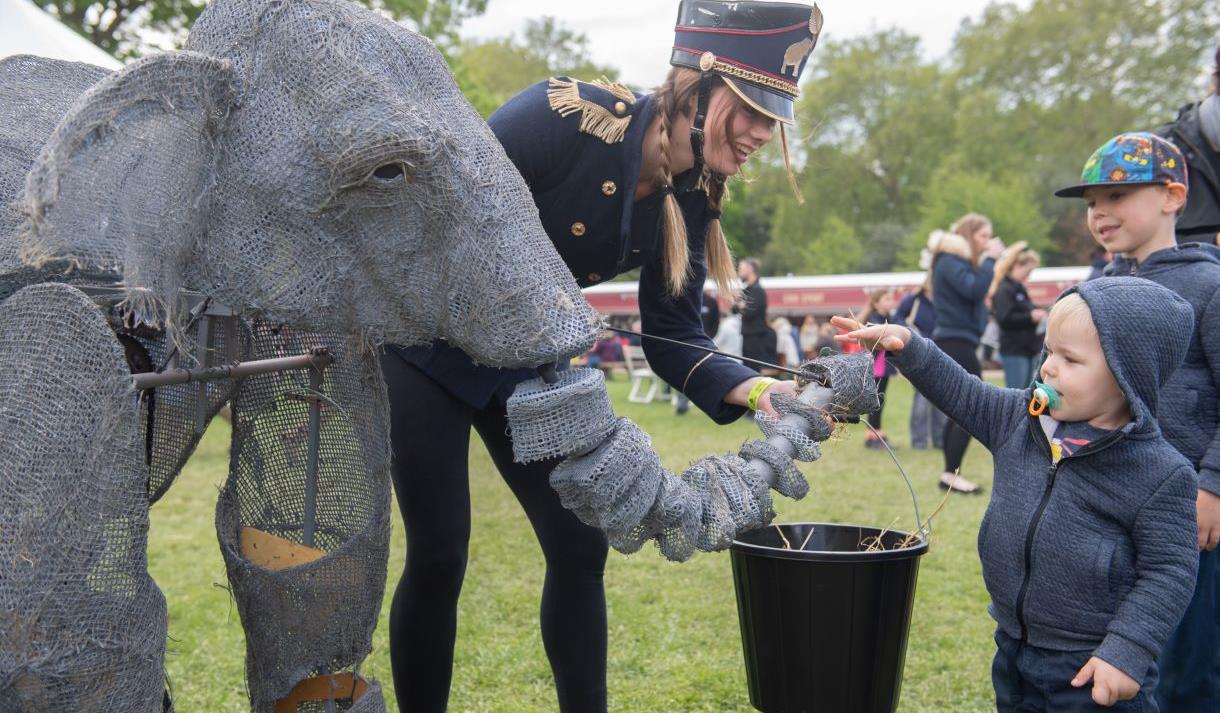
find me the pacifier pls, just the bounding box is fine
[1028,381,1061,416]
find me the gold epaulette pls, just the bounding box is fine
[546,77,635,145]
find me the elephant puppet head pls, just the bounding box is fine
[21,0,599,369]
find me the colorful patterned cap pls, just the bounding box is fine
[1054,132,1188,198]
[671,1,823,124]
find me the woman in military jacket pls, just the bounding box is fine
[380,2,823,710]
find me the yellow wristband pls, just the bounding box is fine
[747,377,778,412]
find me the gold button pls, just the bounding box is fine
[601,180,617,196]
[614,101,628,115]
[588,273,602,283]
[571,222,586,237]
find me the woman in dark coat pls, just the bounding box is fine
[928,215,1004,493]
[379,2,822,710]
[989,242,1045,389]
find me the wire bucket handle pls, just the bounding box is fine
[743,381,929,541]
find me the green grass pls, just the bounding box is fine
[149,377,1000,712]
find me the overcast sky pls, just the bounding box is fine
[461,0,1033,89]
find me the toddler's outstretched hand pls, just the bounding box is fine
[830,316,911,352]
[1071,656,1139,706]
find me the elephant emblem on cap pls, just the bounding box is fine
[781,5,822,76]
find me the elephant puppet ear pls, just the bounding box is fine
[22,50,236,309]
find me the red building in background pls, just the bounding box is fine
[582,267,1090,318]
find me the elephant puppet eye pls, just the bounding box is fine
[371,162,405,182]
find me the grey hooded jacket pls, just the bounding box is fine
[1107,242,1220,495]
[891,277,1198,683]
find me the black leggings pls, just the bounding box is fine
[934,338,981,474]
[380,354,609,713]
[867,375,890,430]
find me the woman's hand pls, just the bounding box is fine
[1031,308,1048,323]
[984,237,1005,260]
[726,377,797,419]
[829,316,911,352]
[756,379,797,418]
[1071,657,1139,706]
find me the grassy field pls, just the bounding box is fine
[149,376,1001,712]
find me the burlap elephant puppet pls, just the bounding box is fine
[0,0,599,710]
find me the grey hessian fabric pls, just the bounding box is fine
[0,284,165,712]
[509,354,878,563]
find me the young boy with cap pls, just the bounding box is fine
[1055,132,1220,712]
[832,274,1199,711]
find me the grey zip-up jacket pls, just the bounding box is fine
[891,277,1199,683]
[1107,243,1220,495]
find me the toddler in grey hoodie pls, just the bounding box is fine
[833,276,1197,711]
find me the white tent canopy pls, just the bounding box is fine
[0,0,121,69]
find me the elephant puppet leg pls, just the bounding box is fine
[0,284,166,712]
[217,323,391,713]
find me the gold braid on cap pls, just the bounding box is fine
[547,77,635,144]
[712,60,800,98]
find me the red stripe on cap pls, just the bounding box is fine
[674,21,809,36]
[673,45,799,86]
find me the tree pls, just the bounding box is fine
[766,207,861,276]
[794,29,956,231]
[903,165,1051,267]
[38,0,488,58]
[768,0,1220,270]
[946,0,1220,261]
[857,222,910,273]
[380,0,488,46]
[953,0,1218,121]
[718,140,796,261]
[805,214,863,276]
[38,0,204,55]
[454,17,618,117]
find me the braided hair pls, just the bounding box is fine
[653,68,739,299]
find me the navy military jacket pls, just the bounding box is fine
[389,78,756,424]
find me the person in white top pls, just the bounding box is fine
[772,316,801,367]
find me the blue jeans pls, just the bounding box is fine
[1155,546,1220,712]
[1001,353,1040,390]
[993,630,1160,712]
[909,390,946,449]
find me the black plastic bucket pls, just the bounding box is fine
[730,522,928,713]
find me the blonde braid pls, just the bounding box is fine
[704,173,741,301]
[655,78,691,297]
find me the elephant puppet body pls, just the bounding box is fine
[0,0,599,710]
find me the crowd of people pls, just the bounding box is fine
[383,3,1219,708]
[834,121,1219,712]
[568,58,1220,710]
[584,229,1040,453]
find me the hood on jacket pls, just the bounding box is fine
[928,229,973,262]
[1108,241,1220,275]
[1057,277,1194,431]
